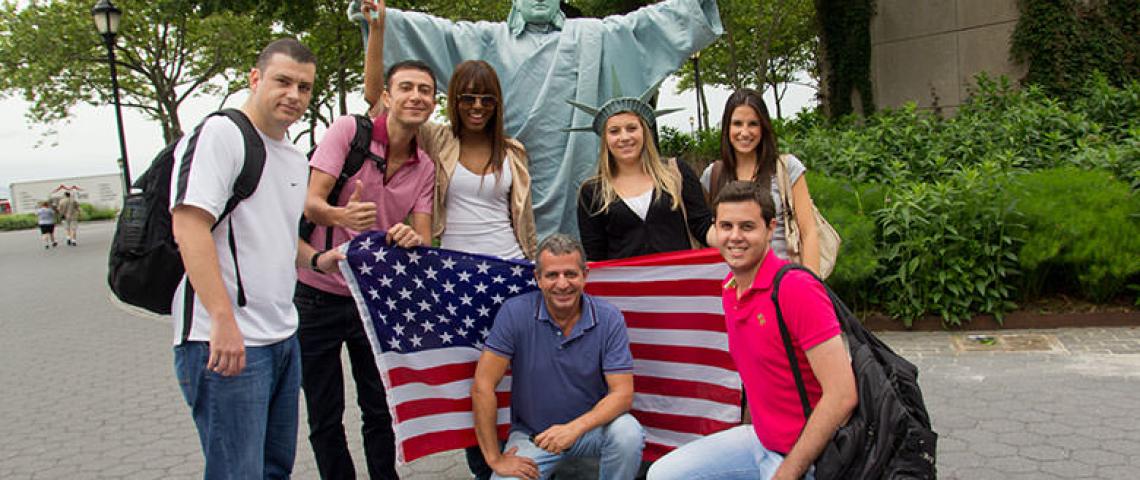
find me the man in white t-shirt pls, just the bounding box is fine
[169,38,343,478]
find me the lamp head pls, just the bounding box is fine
[91,0,122,36]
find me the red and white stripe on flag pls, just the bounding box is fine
[585,248,742,461]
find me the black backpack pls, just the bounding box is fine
[298,114,378,249]
[108,109,266,316]
[773,264,937,480]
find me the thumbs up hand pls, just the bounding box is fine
[340,179,378,231]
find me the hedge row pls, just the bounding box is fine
[814,168,1140,326]
[665,74,1140,326]
[0,204,118,231]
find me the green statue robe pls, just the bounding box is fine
[362,0,722,238]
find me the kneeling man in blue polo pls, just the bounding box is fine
[471,233,644,480]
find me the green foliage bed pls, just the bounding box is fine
[672,74,1140,326]
[0,204,118,231]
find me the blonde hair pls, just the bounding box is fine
[583,115,682,215]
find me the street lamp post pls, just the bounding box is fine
[91,0,131,197]
[691,51,710,131]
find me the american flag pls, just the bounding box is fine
[341,231,741,464]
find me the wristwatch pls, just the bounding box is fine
[310,249,329,273]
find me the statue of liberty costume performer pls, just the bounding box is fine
[349,0,722,239]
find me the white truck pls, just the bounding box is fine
[9,173,123,214]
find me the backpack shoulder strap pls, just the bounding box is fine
[215,108,267,224]
[772,263,819,421]
[310,114,376,249]
[212,108,265,307]
[341,114,375,181]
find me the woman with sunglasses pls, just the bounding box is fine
[418,60,537,260]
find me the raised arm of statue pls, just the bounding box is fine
[360,0,385,107]
[351,0,498,95]
[598,0,723,89]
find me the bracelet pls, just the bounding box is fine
[310,249,329,273]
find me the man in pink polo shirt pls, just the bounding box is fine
[294,60,437,479]
[649,181,857,480]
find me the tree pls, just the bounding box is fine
[815,0,874,118]
[671,0,817,119]
[226,0,509,149]
[572,0,649,17]
[0,0,272,143]
[293,0,366,147]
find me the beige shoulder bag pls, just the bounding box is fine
[776,154,841,278]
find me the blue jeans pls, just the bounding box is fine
[647,425,815,480]
[175,336,302,479]
[491,413,644,480]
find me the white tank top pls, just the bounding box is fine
[440,161,525,259]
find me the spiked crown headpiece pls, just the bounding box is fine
[565,74,682,136]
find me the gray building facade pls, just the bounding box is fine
[871,0,1027,114]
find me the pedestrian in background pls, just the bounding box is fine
[36,201,57,249]
[57,191,81,246]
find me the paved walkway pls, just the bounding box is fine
[0,222,1138,479]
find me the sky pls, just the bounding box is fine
[0,66,816,200]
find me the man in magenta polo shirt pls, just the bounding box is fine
[648,181,857,480]
[294,60,437,479]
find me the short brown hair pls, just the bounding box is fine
[256,38,316,70]
[713,181,776,224]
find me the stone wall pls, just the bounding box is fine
[871,0,1026,114]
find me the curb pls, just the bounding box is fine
[864,310,1140,332]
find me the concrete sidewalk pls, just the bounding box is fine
[0,222,1137,479]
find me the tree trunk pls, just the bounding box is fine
[814,0,832,118]
[769,78,784,120]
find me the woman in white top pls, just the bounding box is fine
[700,89,821,274]
[418,60,537,260]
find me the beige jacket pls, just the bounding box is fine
[418,122,538,259]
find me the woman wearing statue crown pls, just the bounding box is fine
[573,83,717,262]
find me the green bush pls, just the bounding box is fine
[693,128,720,161]
[874,162,1023,326]
[0,213,37,231]
[659,126,695,158]
[1013,167,1140,302]
[783,74,1137,186]
[0,203,118,231]
[664,72,1139,324]
[1070,73,1140,137]
[1068,128,1140,192]
[810,174,884,310]
[79,203,118,221]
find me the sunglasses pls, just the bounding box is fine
[457,94,498,107]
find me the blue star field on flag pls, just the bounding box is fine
[343,233,538,354]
